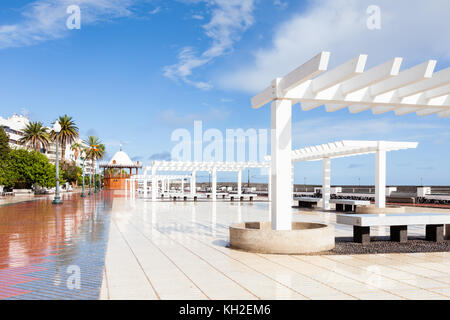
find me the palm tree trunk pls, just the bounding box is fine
[61,144,66,161]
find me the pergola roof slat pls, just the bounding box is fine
[266,140,417,163]
[398,67,450,98]
[369,60,436,97]
[255,52,449,117]
[341,57,403,95]
[144,160,271,175]
[311,54,367,93]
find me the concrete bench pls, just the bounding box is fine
[228,194,256,202]
[293,197,321,208]
[160,193,200,201]
[331,199,371,212]
[205,192,229,199]
[337,213,450,244]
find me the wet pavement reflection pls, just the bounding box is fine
[0,192,113,300]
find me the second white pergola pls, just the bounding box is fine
[126,174,190,198]
[143,161,271,201]
[252,51,449,230]
[290,140,417,210]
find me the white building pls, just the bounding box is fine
[0,114,95,174]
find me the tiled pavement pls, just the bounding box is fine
[2,191,450,300]
[101,195,450,300]
[0,193,111,300]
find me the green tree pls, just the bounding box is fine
[4,149,62,189]
[0,127,10,186]
[19,121,50,152]
[84,136,106,189]
[51,115,79,161]
[61,160,81,185]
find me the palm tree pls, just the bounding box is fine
[19,121,51,152]
[84,136,106,191]
[50,115,79,161]
[71,142,82,161]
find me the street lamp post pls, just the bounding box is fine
[95,170,98,193]
[99,170,102,192]
[52,122,62,205]
[89,169,93,195]
[81,151,87,198]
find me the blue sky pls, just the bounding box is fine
[1,0,449,185]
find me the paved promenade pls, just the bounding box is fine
[0,193,110,299]
[101,195,450,300]
[1,191,450,300]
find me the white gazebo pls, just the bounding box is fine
[143,161,271,201]
[252,52,449,230]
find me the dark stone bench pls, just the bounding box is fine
[337,213,450,244]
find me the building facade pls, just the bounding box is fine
[0,114,95,174]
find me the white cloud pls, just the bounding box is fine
[163,0,255,90]
[149,6,161,15]
[219,0,450,93]
[0,0,136,49]
[192,14,204,20]
[156,107,230,126]
[273,0,287,9]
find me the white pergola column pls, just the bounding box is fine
[143,179,148,197]
[268,167,272,202]
[191,170,196,195]
[322,157,331,210]
[181,178,184,194]
[270,99,293,230]
[375,144,387,208]
[237,170,242,195]
[212,168,217,202]
[130,178,134,198]
[291,164,295,204]
[151,167,157,201]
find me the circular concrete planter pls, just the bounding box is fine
[355,206,405,214]
[229,221,335,254]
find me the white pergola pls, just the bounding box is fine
[143,161,271,201]
[281,140,418,210]
[126,174,191,198]
[252,51,449,230]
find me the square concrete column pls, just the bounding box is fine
[237,170,242,195]
[270,99,293,230]
[130,178,134,198]
[191,170,196,195]
[212,168,217,202]
[268,167,272,202]
[322,157,331,210]
[375,145,386,208]
[143,179,148,197]
[151,167,157,201]
[291,163,295,205]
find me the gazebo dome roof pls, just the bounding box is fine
[108,150,134,167]
[100,146,142,169]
